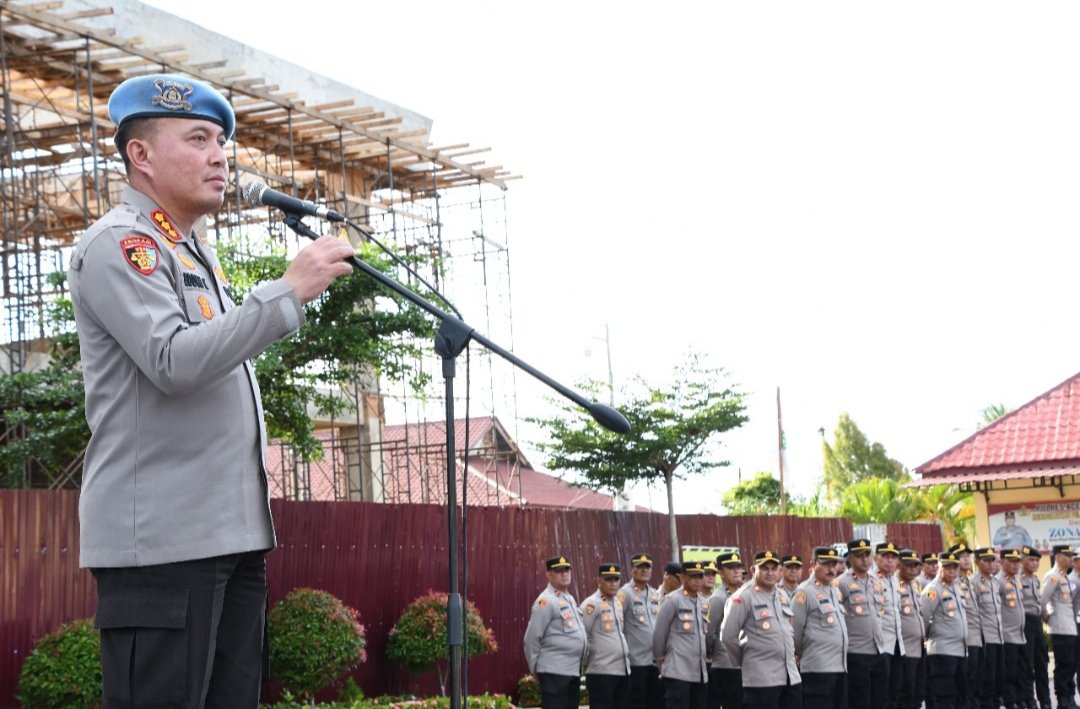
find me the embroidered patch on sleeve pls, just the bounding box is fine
[120,236,159,275]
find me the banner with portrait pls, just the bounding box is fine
[986,500,1080,554]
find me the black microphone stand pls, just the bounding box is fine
[280,214,630,708]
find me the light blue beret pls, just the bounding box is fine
[108,74,235,140]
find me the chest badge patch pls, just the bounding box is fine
[120,236,158,275]
[214,265,229,284]
[151,210,183,242]
[197,295,214,320]
[178,254,196,269]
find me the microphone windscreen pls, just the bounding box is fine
[242,180,268,207]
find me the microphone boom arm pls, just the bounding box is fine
[279,214,631,434]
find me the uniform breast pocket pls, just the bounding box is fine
[819,609,838,627]
[561,611,577,632]
[182,285,219,322]
[677,609,694,632]
[756,609,774,629]
[850,594,868,615]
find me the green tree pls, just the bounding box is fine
[821,412,908,503]
[835,477,924,524]
[978,403,1010,428]
[0,239,437,486]
[530,352,748,556]
[722,471,789,515]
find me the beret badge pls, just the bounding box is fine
[152,78,194,112]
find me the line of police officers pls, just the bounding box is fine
[523,541,1080,709]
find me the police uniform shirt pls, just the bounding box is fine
[897,577,926,658]
[706,584,739,669]
[791,576,848,673]
[836,569,887,654]
[523,583,588,675]
[652,587,709,683]
[616,580,661,667]
[581,589,631,676]
[1020,571,1041,618]
[974,571,1004,644]
[1069,569,1080,623]
[997,572,1026,645]
[920,576,968,657]
[877,569,906,656]
[70,187,303,568]
[956,574,984,647]
[720,582,801,687]
[1040,566,1078,636]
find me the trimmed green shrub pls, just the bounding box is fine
[514,674,586,708]
[268,588,367,700]
[386,591,497,696]
[17,617,102,709]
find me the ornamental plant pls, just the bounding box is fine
[16,617,102,709]
[268,588,368,702]
[386,591,498,696]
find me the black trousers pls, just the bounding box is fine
[801,671,846,709]
[1025,615,1050,707]
[927,653,968,709]
[888,653,920,709]
[1051,634,1078,704]
[742,681,802,709]
[538,672,580,709]
[915,653,934,709]
[663,677,707,709]
[92,551,268,709]
[585,673,630,709]
[847,652,890,709]
[630,664,665,709]
[1001,642,1025,708]
[707,667,742,709]
[965,645,983,709]
[980,643,1004,709]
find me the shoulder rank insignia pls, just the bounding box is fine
[121,236,158,275]
[151,210,183,242]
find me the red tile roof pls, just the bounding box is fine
[917,370,1080,477]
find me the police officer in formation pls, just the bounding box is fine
[1019,545,1051,709]
[706,551,746,709]
[617,552,665,709]
[721,550,802,709]
[893,549,925,709]
[791,546,847,709]
[654,560,710,708]
[1042,544,1078,708]
[523,555,588,709]
[999,548,1028,709]
[837,538,890,708]
[525,539,1078,709]
[580,563,632,709]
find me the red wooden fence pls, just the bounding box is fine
[0,490,942,706]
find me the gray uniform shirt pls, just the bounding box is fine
[1069,570,1080,623]
[1020,572,1042,618]
[897,578,925,658]
[523,584,588,675]
[652,587,708,683]
[921,577,968,657]
[1041,567,1078,636]
[997,572,1026,645]
[956,574,983,648]
[836,570,887,655]
[876,571,906,656]
[581,590,630,676]
[721,583,801,687]
[791,577,848,673]
[974,572,1004,645]
[70,187,304,568]
[706,584,738,670]
[616,581,661,667]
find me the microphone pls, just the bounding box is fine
[242,180,345,222]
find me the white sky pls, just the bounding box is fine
[141,0,1080,513]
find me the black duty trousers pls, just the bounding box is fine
[630,664,665,709]
[538,672,580,709]
[92,551,268,709]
